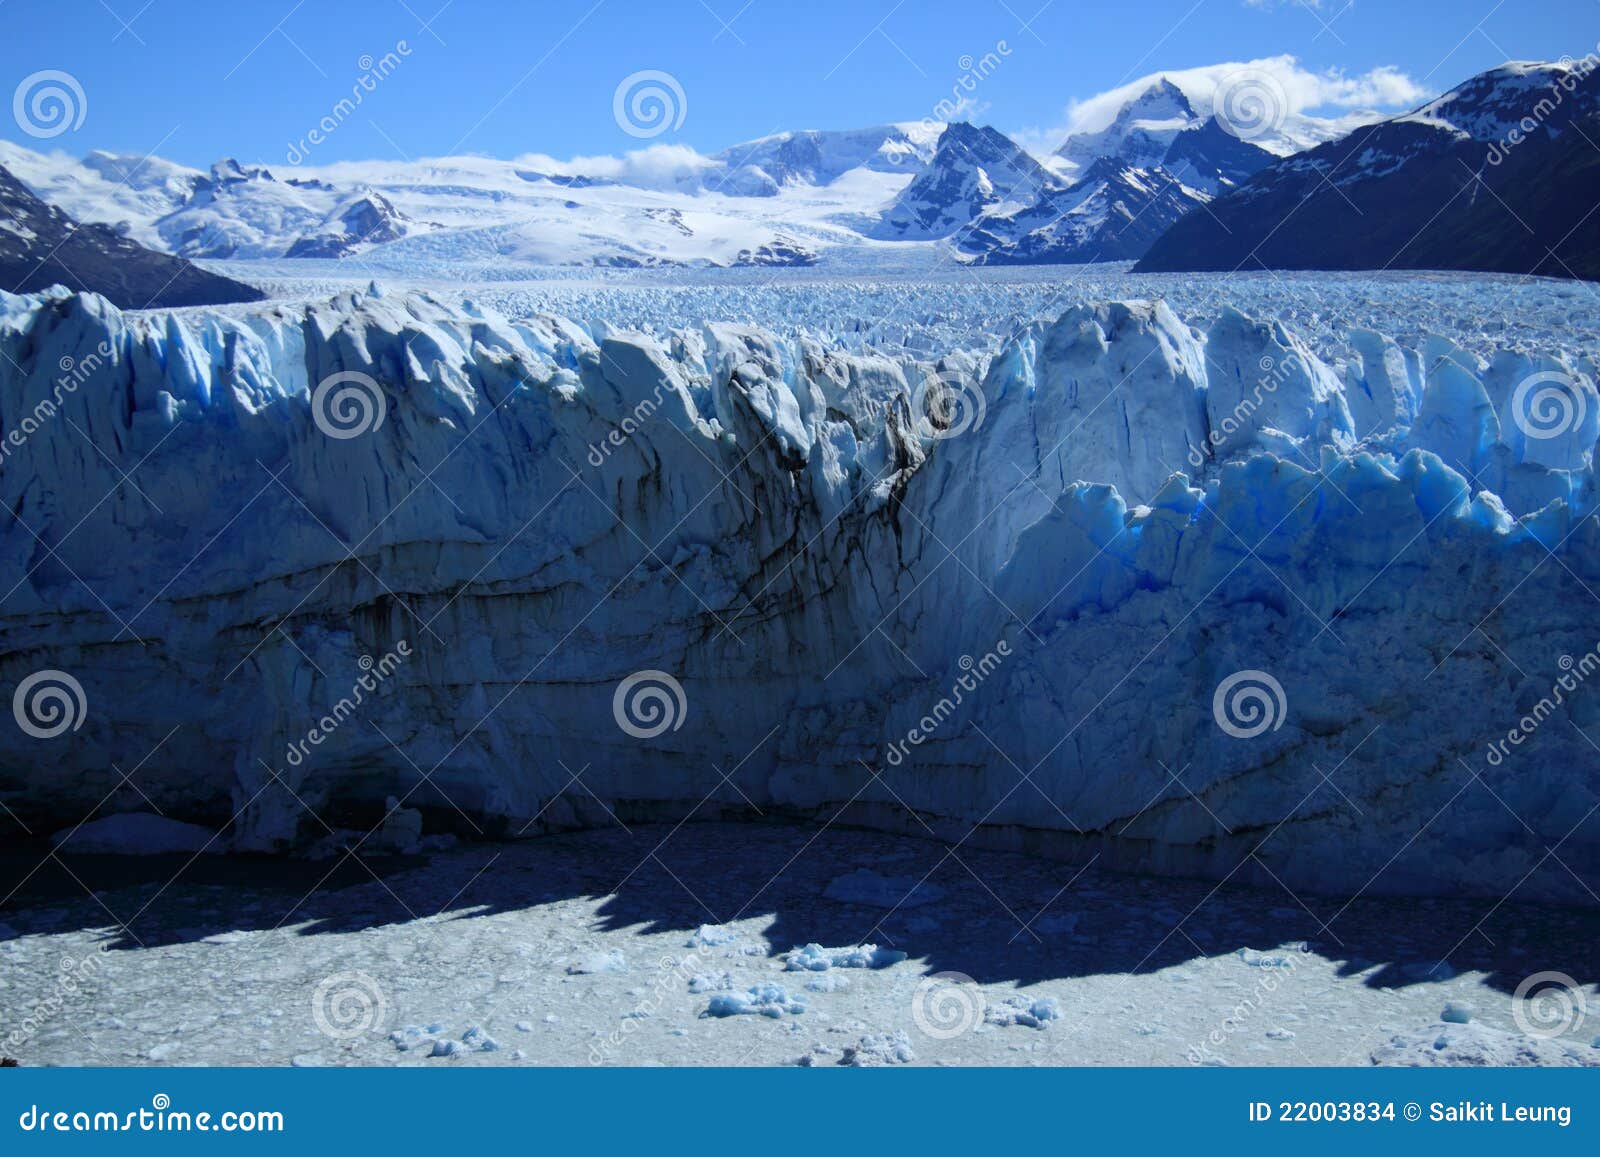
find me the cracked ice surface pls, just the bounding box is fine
[0,270,1596,905]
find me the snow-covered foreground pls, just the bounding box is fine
[2,823,1596,1068]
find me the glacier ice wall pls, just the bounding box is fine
[0,286,1596,903]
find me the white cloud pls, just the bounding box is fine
[512,143,721,190]
[1013,54,1428,156]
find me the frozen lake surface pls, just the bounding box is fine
[3,823,1596,1067]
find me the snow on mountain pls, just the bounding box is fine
[1052,77,1275,195]
[959,159,1211,265]
[711,123,942,190]
[1056,78,1202,173]
[281,191,409,259]
[1137,60,1600,279]
[1398,60,1587,140]
[0,141,202,250]
[0,136,927,270]
[0,284,1595,903]
[0,163,262,307]
[1046,58,1422,168]
[873,123,1057,240]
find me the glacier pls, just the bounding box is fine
[0,282,1596,904]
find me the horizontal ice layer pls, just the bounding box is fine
[0,286,1595,903]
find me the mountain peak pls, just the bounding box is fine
[1127,77,1197,120]
[873,122,1054,240]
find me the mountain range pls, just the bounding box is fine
[0,163,262,309]
[1137,61,1600,278]
[0,58,1594,299]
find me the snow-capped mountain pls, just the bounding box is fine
[1056,78,1199,172]
[959,158,1210,265]
[0,102,1237,273]
[1054,77,1275,195]
[710,122,941,191]
[282,191,409,259]
[873,122,1057,240]
[0,163,262,308]
[1137,60,1600,279]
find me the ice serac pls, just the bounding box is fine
[0,288,1596,903]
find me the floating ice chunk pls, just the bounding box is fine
[804,973,850,993]
[461,1026,500,1052]
[784,942,907,971]
[567,950,628,975]
[429,1039,468,1058]
[389,1025,429,1052]
[1236,948,1295,968]
[685,924,738,948]
[824,869,945,909]
[1440,1001,1474,1024]
[984,995,1061,1029]
[51,814,217,856]
[688,972,734,994]
[1373,1022,1600,1067]
[374,797,423,854]
[702,984,807,1019]
[839,1030,916,1066]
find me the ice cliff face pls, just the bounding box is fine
[0,287,1595,903]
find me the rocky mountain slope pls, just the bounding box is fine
[1137,61,1600,279]
[0,164,262,308]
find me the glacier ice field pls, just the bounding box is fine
[0,261,1596,904]
[1,262,1599,1068]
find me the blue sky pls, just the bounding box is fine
[0,0,1591,168]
